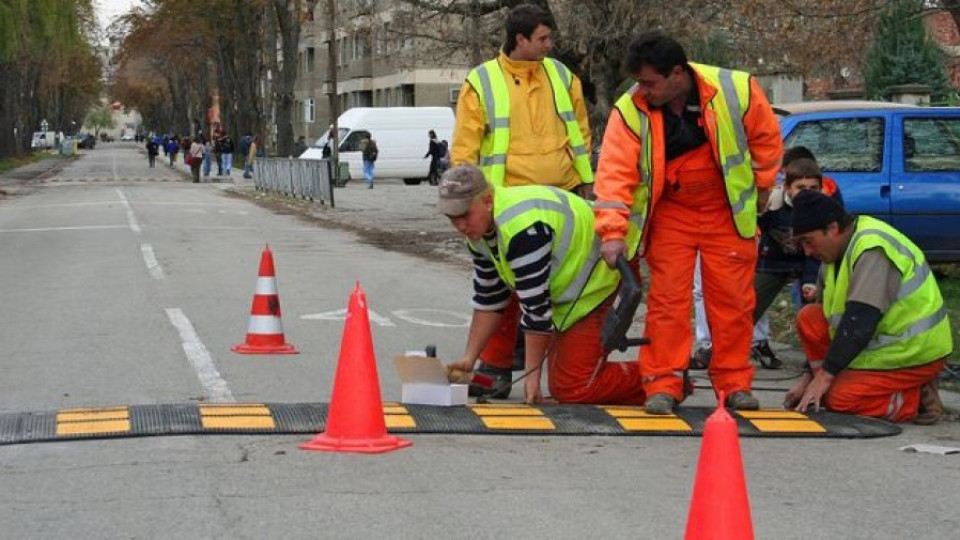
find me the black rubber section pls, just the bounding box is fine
[0,403,901,446]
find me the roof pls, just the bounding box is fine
[773,101,921,115]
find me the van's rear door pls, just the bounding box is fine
[893,111,960,261]
[781,111,891,221]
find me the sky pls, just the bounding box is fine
[96,0,140,28]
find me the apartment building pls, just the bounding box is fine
[293,2,471,145]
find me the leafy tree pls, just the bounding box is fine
[864,0,951,100]
[84,103,116,137]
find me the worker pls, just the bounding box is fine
[593,32,783,414]
[451,2,596,396]
[441,165,645,405]
[784,190,951,424]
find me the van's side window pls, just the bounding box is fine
[903,118,960,172]
[340,130,371,152]
[784,118,884,173]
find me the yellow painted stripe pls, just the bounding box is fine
[57,420,131,436]
[383,405,408,415]
[59,406,128,413]
[201,416,276,429]
[750,419,827,433]
[481,417,555,430]
[58,409,130,422]
[199,405,271,416]
[603,408,678,419]
[472,408,544,417]
[737,410,809,420]
[617,418,692,432]
[385,415,416,429]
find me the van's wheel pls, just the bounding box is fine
[403,178,422,185]
[428,177,438,186]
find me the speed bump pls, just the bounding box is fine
[0,402,900,446]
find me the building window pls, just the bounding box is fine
[304,98,316,123]
[304,47,315,74]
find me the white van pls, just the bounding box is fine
[300,107,454,185]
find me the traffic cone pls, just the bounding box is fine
[684,392,754,540]
[232,245,298,354]
[300,282,412,454]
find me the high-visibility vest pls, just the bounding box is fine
[468,185,618,331]
[823,216,953,370]
[612,62,758,255]
[466,57,593,187]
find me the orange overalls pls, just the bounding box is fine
[795,304,944,422]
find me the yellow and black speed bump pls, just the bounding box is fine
[0,403,900,446]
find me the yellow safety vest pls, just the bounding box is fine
[823,216,953,370]
[468,186,618,331]
[466,57,593,187]
[612,62,758,255]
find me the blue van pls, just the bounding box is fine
[776,101,960,262]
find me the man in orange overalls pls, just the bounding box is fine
[594,32,783,414]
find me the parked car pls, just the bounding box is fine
[776,100,960,262]
[76,133,96,149]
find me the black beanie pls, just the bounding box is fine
[791,190,846,235]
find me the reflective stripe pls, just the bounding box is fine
[559,111,576,122]
[594,201,629,210]
[866,306,948,350]
[476,63,498,129]
[809,360,824,371]
[254,277,278,295]
[718,69,749,177]
[848,227,932,301]
[547,57,570,88]
[556,235,601,303]
[246,315,284,334]
[885,391,904,420]
[570,144,587,156]
[480,154,507,166]
[495,188,574,278]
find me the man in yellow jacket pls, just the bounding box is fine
[451,2,595,396]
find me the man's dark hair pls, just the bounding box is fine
[503,3,555,55]
[784,158,822,185]
[783,145,816,168]
[622,31,688,77]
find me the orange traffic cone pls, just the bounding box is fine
[300,282,412,454]
[232,245,298,354]
[685,392,754,540]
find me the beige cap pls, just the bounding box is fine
[437,165,490,216]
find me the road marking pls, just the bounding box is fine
[392,309,470,328]
[301,307,396,327]
[141,244,164,280]
[0,225,128,233]
[115,188,141,233]
[165,308,236,403]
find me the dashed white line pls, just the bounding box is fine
[141,244,165,280]
[165,308,236,403]
[115,188,141,233]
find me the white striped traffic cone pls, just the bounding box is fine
[232,245,299,354]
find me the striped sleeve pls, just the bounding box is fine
[506,222,554,333]
[469,240,511,311]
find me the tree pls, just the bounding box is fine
[84,103,116,138]
[864,0,951,100]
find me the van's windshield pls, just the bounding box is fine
[312,128,350,148]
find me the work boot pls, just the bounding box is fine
[726,390,760,411]
[751,340,782,369]
[644,393,678,415]
[689,343,712,370]
[468,362,512,399]
[913,379,943,425]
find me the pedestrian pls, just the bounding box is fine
[244,135,259,179]
[189,136,204,183]
[202,137,213,178]
[166,137,179,167]
[593,31,783,414]
[145,138,158,168]
[361,135,378,188]
[423,130,444,185]
[220,134,234,175]
[451,2,596,393]
[785,190,951,424]
[441,165,645,404]
[213,132,224,176]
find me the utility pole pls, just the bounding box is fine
[327,0,340,184]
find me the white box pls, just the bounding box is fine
[393,355,468,406]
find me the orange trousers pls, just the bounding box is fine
[796,304,944,422]
[479,297,645,405]
[641,147,757,401]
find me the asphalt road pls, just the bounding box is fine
[0,143,958,539]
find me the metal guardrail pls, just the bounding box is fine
[253,157,335,207]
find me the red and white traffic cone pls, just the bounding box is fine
[232,245,298,354]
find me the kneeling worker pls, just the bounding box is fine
[441,165,645,405]
[785,190,952,423]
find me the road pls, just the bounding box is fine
[0,143,958,539]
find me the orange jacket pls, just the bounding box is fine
[594,69,783,247]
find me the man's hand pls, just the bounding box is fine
[801,283,818,302]
[524,376,544,404]
[574,183,595,201]
[446,357,476,374]
[783,371,813,409]
[600,239,626,268]
[794,371,834,413]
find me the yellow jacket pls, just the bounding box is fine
[452,51,591,190]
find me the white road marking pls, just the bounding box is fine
[392,309,471,328]
[165,308,236,403]
[141,244,164,280]
[115,188,141,233]
[0,225,128,233]
[301,307,396,327]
